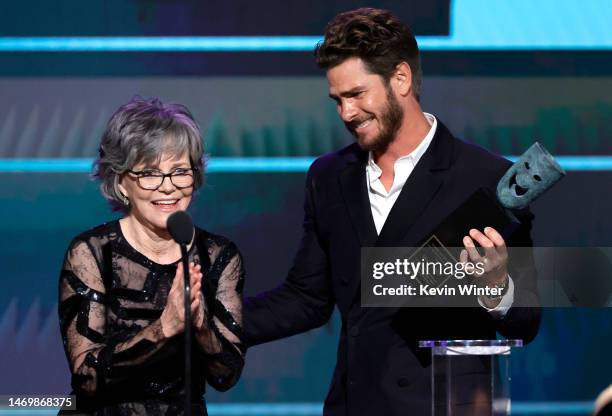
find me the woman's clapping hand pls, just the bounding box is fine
[160,262,205,338]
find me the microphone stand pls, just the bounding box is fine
[168,210,196,416]
[180,243,192,416]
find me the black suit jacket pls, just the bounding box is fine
[244,121,540,415]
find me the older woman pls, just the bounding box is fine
[58,97,244,415]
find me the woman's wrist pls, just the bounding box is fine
[195,327,223,354]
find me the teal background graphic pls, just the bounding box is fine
[1,1,611,414]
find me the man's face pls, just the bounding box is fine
[327,57,403,153]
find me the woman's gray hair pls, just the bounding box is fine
[93,96,205,212]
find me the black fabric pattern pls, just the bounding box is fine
[58,220,245,415]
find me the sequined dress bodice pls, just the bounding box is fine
[58,221,245,415]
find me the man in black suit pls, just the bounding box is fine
[243,8,540,415]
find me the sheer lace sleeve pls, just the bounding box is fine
[58,239,168,397]
[195,241,245,392]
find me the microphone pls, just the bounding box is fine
[168,210,194,245]
[167,210,194,416]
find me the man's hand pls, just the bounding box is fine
[460,227,509,308]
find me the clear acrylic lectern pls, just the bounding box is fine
[419,339,523,416]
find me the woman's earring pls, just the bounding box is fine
[120,192,130,206]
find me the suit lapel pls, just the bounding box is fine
[376,122,455,247]
[375,169,443,246]
[339,150,378,247]
[338,123,456,306]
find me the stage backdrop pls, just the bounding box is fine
[1,1,611,414]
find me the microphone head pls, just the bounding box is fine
[167,211,194,244]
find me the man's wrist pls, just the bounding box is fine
[483,273,509,300]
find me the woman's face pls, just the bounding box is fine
[118,152,194,232]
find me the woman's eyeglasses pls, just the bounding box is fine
[127,168,196,190]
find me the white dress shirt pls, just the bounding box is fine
[365,113,513,316]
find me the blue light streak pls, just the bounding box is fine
[512,401,593,415]
[1,0,611,52]
[0,157,611,173]
[0,33,610,52]
[0,36,323,52]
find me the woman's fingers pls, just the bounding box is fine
[190,293,206,328]
[174,262,203,298]
[187,263,203,301]
[191,283,202,302]
[171,262,185,295]
[162,262,205,338]
[189,263,202,286]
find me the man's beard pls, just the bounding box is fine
[346,87,404,153]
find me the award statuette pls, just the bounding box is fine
[414,142,566,288]
[424,141,565,249]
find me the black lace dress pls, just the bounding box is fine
[58,220,245,415]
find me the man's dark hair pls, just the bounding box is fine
[315,8,422,100]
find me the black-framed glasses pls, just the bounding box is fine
[127,168,197,190]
